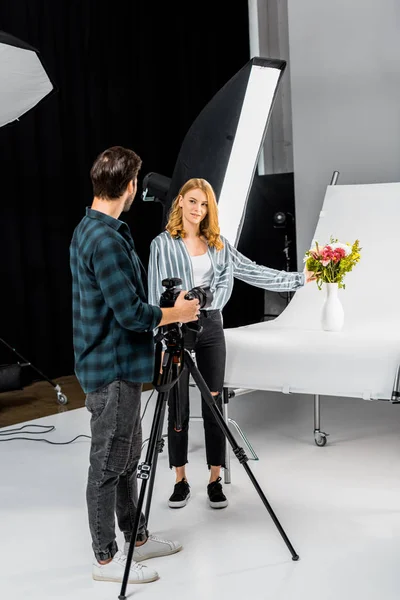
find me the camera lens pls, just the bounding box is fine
[184,287,213,309]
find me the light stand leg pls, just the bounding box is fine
[184,350,299,561]
[222,388,231,484]
[0,336,68,405]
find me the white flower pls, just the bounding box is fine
[303,241,322,261]
[328,242,351,256]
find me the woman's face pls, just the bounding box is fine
[179,187,208,228]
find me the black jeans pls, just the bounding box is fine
[85,380,148,561]
[168,309,226,469]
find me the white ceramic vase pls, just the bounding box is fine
[321,283,344,332]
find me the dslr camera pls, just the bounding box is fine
[159,277,213,331]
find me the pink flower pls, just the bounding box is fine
[321,246,334,260]
[334,248,346,260]
[306,241,350,267]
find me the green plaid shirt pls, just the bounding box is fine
[70,208,162,393]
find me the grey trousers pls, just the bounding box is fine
[85,379,147,561]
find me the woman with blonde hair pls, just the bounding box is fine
[148,177,313,509]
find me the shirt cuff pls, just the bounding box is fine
[149,305,162,330]
[297,272,305,287]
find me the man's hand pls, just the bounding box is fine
[304,265,317,283]
[174,290,200,322]
[158,290,199,327]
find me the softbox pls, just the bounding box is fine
[0,30,55,128]
[163,57,286,247]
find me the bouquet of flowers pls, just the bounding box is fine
[304,236,361,290]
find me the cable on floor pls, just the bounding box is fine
[0,389,156,443]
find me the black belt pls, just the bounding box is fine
[199,309,220,318]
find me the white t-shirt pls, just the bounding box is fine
[190,252,213,288]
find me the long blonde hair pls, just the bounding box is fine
[166,178,224,251]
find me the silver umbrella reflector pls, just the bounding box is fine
[0,30,55,128]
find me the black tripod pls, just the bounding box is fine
[118,322,299,600]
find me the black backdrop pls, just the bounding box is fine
[222,173,297,328]
[0,1,250,379]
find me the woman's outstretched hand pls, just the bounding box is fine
[304,265,317,283]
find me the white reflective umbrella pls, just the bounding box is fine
[0,30,55,128]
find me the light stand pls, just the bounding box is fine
[273,211,295,306]
[0,337,68,404]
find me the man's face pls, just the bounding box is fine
[123,178,137,212]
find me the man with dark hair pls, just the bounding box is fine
[70,146,199,584]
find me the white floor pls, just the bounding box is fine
[1,386,399,600]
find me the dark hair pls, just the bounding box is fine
[90,146,142,199]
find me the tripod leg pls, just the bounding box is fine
[118,380,171,600]
[145,358,181,524]
[171,378,183,431]
[144,397,168,525]
[184,350,299,561]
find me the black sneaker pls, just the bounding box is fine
[207,477,228,509]
[168,479,191,508]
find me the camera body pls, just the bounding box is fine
[159,277,213,311]
[159,278,183,309]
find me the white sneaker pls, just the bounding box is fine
[124,534,183,561]
[92,550,159,583]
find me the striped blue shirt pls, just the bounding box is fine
[148,231,305,308]
[70,208,162,393]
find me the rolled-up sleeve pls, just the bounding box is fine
[94,238,161,332]
[228,241,305,291]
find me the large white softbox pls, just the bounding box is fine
[164,57,286,246]
[0,30,55,128]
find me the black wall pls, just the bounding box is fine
[222,172,298,328]
[0,1,250,379]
